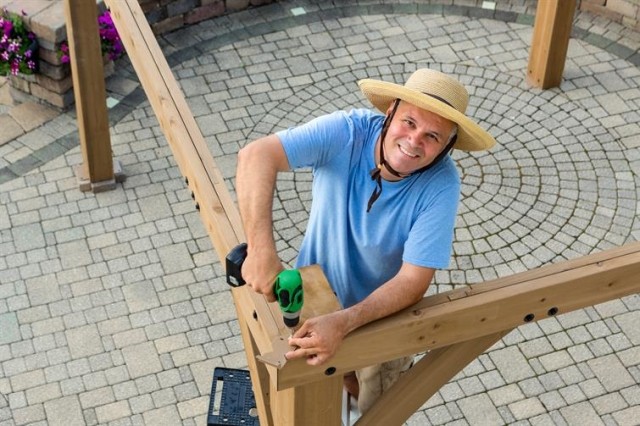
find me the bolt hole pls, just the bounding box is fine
[185,177,189,185]
[195,202,200,211]
[324,367,336,376]
[548,307,558,316]
[524,313,535,322]
[252,311,258,320]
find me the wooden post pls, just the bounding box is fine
[63,0,124,192]
[527,0,577,89]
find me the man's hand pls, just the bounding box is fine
[285,311,350,366]
[243,248,282,303]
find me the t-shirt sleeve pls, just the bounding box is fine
[276,110,355,170]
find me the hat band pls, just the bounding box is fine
[422,92,454,109]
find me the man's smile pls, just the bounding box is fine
[397,143,420,159]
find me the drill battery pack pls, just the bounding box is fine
[207,367,259,426]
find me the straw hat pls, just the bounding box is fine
[358,69,496,151]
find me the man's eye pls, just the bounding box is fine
[426,134,441,143]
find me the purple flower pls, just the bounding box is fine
[1,9,38,76]
[3,20,11,35]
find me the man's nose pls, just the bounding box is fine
[406,131,420,147]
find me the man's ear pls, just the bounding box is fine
[385,99,401,116]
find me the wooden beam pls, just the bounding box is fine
[64,0,121,192]
[104,2,343,425]
[356,331,509,425]
[104,0,243,261]
[274,242,640,389]
[527,0,577,88]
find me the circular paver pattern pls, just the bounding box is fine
[239,56,636,292]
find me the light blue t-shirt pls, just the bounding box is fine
[277,109,460,308]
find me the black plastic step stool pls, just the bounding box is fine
[207,367,259,426]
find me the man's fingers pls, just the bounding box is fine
[285,346,312,360]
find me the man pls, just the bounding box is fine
[235,68,496,413]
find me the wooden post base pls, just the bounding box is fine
[75,160,126,192]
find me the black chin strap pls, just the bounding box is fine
[367,100,401,212]
[366,100,458,213]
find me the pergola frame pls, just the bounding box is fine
[64,1,640,425]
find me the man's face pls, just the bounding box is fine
[379,100,456,180]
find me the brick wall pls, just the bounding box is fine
[579,0,640,30]
[4,0,275,109]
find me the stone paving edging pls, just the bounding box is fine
[0,1,639,186]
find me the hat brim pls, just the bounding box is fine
[358,79,496,152]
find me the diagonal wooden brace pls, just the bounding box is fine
[355,330,509,425]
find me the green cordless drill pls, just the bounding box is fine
[225,243,304,331]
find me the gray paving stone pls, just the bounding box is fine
[122,342,162,379]
[79,386,115,410]
[558,384,587,405]
[11,223,45,252]
[95,400,132,424]
[539,350,575,372]
[156,243,195,274]
[122,281,161,313]
[509,397,547,421]
[615,311,640,345]
[0,313,20,345]
[560,401,605,425]
[489,346,535,383]
[142,405,182,425]
[10,369,45,393]
[11,404,46,425]
[588,354,636,392]
[58,239,92,269]
[176,394,208,420]
[139,194,173,222]
[458,393,504,425]
[66,324,104,359]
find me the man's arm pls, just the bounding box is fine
[236,134,290,302]
[286,262,435,365]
